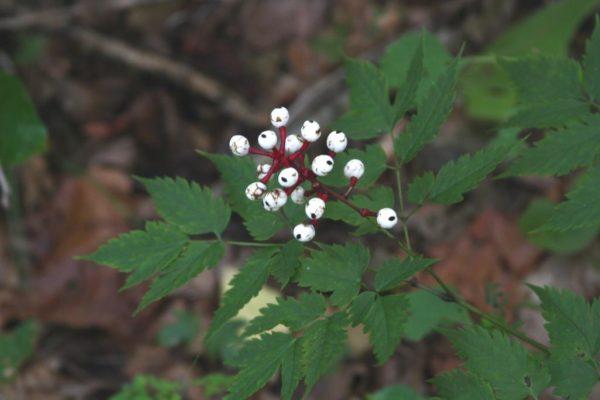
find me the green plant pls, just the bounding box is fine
[84,20,600,400]
[0,320,40,384]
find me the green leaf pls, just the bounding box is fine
[319,144,387,189]
[0,72,47,167]
[360,294,409,364]
[0,320,40,383]
[195,373,235,397]
[200,152,285,241]
[432,370,496,400]
[269,240,304,287]
[505,98,589,129]
[83,222,188,289]
[157,310,200,348]
[505,116,600,177]
[137,176,231,235]
[349,291,377,326]
[395,57,458,163]
[417,140,518,205]
[445,327,550,400]
[111,375,182,400]
[518,198,600,253]
[301,312,349,391]
[281,339,303,400]
[537,166,600,231]
[374,256,436,292]
[548,358,598,399]
[298,243,370,306]
[404,290,468,341]
[326,186,394,235]
[388,35,424,121]
[381,31,451,104]
[137,241,224,312]
[529,285,600,359]
[502,57,583,101]
[206,247,278,340]
[331,59,393,139]
[243,292,327,336]
[407,172,434,205]
[367,384,427,400]
[486,0,600,57]
[583,16,600,101]
[225,332,295,400]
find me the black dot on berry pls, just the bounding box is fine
[326,160,333,165]
[265,201,271,207]
[389,216,396,221]
[296,234,301,239]
[311,213,316,219]
[282,177,287,182]
[261,133,266,138]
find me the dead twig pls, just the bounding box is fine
[68,27,263,126]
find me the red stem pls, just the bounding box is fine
[278,127,287,155]
[249,147,275,158]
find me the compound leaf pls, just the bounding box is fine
[407,172,434,205]
[137,241,224,313]
[206,247,278,340]
[225,332,295,400]
[548,358,598,399]
[298,243,370,306]
[281,339,303,400]
[301,312,349,392]
[375,256,436,292]
[269,240,304,287]
[432,370,496,400]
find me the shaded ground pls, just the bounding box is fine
[0,0,599,399]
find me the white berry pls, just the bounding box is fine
[301,120,321,142]
[312,154,334,176]
[293,223,316,242]
[256,163,271,179]
[377,208,398,229]
[245,181,267,201]
[258,130,278,150]
[291,186,306,204]
[229,135,250,156]
[263,189,288,212]
[271,107,289,128]
[278,167,299,187]
[344,159,365,179]
[285,134,304,153]
[326,131,348,153]
[305,197,326,220]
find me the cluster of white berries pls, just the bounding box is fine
[229,107,398,242]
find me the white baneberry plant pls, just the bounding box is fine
[85,26,600,400]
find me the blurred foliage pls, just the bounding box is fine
[0,320,40,384]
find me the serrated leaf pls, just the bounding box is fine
[319,144,387,189]
[360,294,409,364]
[424,140,517,204]
[326,186,394,235]
[281,339,303,400]
[269,240,304,287]
[137,241,224,313]
[387,35,424,122]
[505,98,589,129]
[506,116,600,176]
[381,31,451,104]
[331,59,393,139]
[432,370,496,400]
[206,247,278,341]
[375,256,436,292]
[538,165,600,231]
[83,222,188,289]
[0,72,47,167]
[0,320,40,383]
[518,198,599,253]
[224,332,295,400]
[200,152,285,241]
[407,172,434,205]
[404,290,468,341]
[137,176,231,235]
[367,384,427,400]
[298,243,370,306]
[395,57,458,163]
[583,16,600,101]
[445,327,550,400]
[502,57,583,103]
[244,292,326,336]
[349,291,376,326]
[529,285,600,359]
[301,312,349,391]
[548,358,598,399]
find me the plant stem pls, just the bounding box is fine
[222,240,282,248]
[393,163,412,250]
